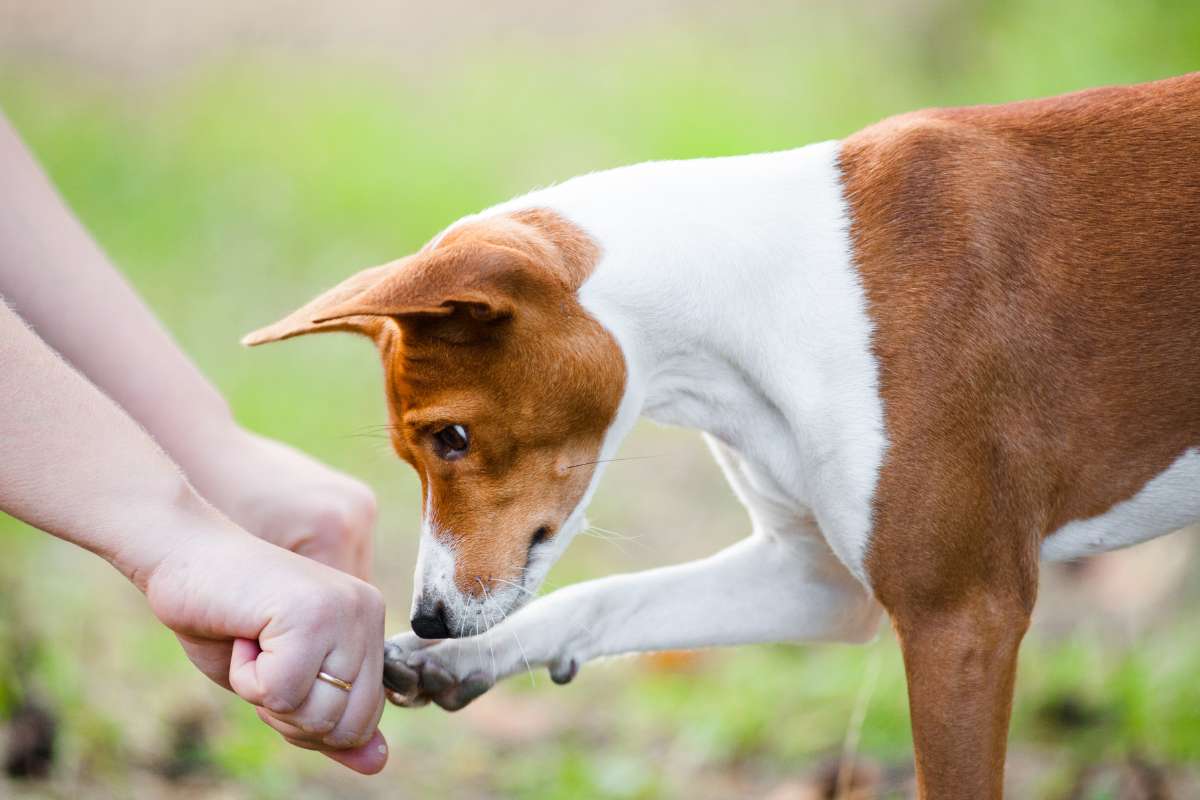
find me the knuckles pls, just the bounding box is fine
[299,579,383,633]
[346,481,379,530]
[324,729,373,750]
[354,583,387,630]
[311,482,378,540]
[261,693,303,715]
[299,717,339,736]
[307,506,359,551]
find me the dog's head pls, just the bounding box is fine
[244,210,626,638]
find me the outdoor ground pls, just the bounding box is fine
[2,2,1199,797]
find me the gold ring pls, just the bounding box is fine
[316,671,353,692]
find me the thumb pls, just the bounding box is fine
[323,729,389,775]
[228,637,267,705]
[174,633,235,690]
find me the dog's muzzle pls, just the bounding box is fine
[410,597,452,639]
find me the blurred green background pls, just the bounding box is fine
[2,1,1199,797]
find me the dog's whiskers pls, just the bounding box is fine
[342,423,403,441]
[476,578,500,683]
[471,613,483,675]
[352,422,402,433]
[581,528,630,556]
[565,454,666,470]
[585,524,640,542]
[581,525,646,556]
[453,612,467,677]
[501,574,598,646]
[491,576,537,598]
[491,571,596,654]
[479,581,536,688]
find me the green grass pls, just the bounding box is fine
[2,1,1200,797]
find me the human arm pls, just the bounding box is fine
[0,112,374,577]
[0,303,388,773]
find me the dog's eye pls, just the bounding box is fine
[432,424,469,460]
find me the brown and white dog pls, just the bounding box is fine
[245,74,1200,798]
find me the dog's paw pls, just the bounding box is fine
[382,633,496,711]
[382,633,435,707]
[548,656,579,685]
[408,649,496,711]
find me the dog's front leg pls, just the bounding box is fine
[384,532,881,710]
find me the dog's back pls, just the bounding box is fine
[839,74,1200,575]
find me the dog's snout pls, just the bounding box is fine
[411,599,451,640]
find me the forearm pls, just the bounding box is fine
[1,305,390,771]
[0,302,234,588]
[0,112,235,463]
[0,112,378,579]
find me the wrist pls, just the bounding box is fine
[163,421,267,524]
[153,402,242,476]
[106,479,244,594]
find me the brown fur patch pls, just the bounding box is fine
[244,209,623,597]
[841,71,1200,607]
[839,73,1200,795]
[385,211,621,596]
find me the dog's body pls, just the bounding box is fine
[248,74,1200,798]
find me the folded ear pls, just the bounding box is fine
[241,244,527,347]
[240,263,396,346]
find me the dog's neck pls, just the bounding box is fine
[496,141,886,574]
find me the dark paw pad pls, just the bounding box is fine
[383,658,419,696]
[549,658,578,685]
[434,672,494,712]
[414,658,455,695]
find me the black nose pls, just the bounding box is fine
[410,601,450,639]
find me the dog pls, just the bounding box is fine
[244,73,1200,798]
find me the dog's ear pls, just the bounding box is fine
[241,244,529,347]
[241,263,395,346]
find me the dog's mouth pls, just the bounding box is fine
[413,573,535,639]
[465,577,534,634]
[410,512,578,638]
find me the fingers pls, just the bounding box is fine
[175,633,234,691]
[230,633,330,713]
[237,579,386,755]
[228,637,267,703]
[265,636,381,745]
[323,632,385,747]
[322,729,388,775]
[255,709,389,775]
[267,668,354,739]
[253,661,387,774]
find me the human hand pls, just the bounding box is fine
[144,518,389,774]
[176,426,377,579]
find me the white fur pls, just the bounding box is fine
[409,317,647,629]
[501,140,888,581]
[396,142,1199,694]
[393,142,887,685]
[1042,448,1200,561]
